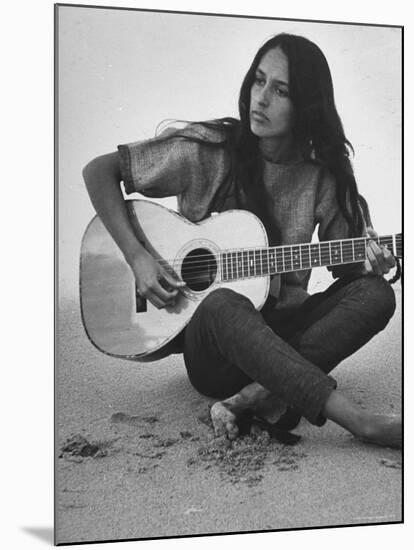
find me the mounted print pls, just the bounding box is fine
[55,3,403,545]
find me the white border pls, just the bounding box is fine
[3,1,411,549]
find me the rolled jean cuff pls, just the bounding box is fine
[302,375,337,427]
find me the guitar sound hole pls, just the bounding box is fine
[181,248,217,291]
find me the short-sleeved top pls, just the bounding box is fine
[118,123,365,311]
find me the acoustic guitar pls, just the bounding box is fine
[80,200,402,362]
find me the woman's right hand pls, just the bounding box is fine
[83,152,185,308]
[128,248,186,309]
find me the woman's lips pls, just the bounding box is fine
[251,110,269,122]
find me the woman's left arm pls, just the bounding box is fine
[316,174,396,280]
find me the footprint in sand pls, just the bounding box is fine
[379,458,402,469]
[59,434,109,458]
[110,412,160,426]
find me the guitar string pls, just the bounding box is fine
[163,257,375,282]
[173,252,403,285]
[157,251,401,282]
[150,235,399,266]
[168,259,378,286]
[176,259,362,274]
[156,247,395,274]
[168,254,364,270]
[170,240,402,283]
[148,236,401,285]
[155,248,390,272]
[158,245,372,266]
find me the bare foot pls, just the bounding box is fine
[358,414,402,449]
[210,402,239,440]
[323,391,402,449]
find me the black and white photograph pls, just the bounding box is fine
[51,3,405,545]
[53,2,404,545]
[2,0,411,548]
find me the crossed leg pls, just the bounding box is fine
[183,276,401,448]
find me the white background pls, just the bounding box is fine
[2,0,411,549]
[58,5,401,299]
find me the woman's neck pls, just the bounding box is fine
[259,135,301,164]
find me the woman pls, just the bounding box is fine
[83,33,401,448]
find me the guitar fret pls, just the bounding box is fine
[240,251,244,278]
[283,246,292,271]
[354,238,366,261]
[249,250,254,276]
[255,249,260,276]
[242,250,248,278]
[276,247,283,272]
[220,233,399,283]
[231,251,236,280]
[310,243,320,267]
[301,244,310,269]
[342,240,353,263]
[380,235,392,252]
[260,249,266,275]
[396,234,402,257]
[320,242,330,266]
[269,249,276,273]
[330,241,342,264]
[292,245,301,270]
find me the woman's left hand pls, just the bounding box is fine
[364,227,396,276]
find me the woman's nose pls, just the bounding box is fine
[257,86,270,106]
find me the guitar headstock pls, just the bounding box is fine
[395,233,402,259]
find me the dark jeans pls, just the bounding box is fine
[183,275,396,426]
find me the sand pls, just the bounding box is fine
[55,284,402,545]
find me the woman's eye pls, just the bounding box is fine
[275,86,289,97]
[254,76,265,86]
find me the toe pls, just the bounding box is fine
[226,421,239,440]
[213,421,226,437]
[210,403,229,437]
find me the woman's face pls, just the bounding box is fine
[249,47,295,141]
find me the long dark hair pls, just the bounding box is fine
[161,33,367,237]
[234,33,366,237]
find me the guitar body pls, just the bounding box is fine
[80,200,269,361]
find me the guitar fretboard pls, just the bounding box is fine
[220,234,401,282]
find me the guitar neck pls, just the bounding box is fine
[220,234,402,282]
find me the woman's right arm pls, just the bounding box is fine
[82,152,185,308]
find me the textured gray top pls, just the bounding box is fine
[118,123,365,310]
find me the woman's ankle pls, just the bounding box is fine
[356,413,402,445]
[322,390,365,436]
[222,392,247,413]
[323,391,402,448]
[223,383,271,413]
